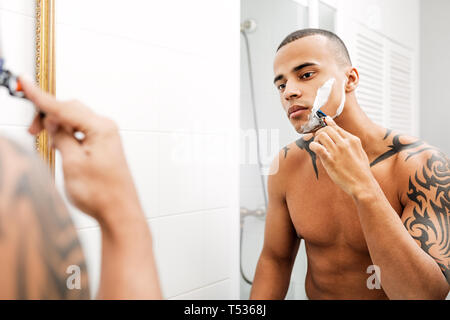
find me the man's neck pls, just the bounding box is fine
[333,96,387,161]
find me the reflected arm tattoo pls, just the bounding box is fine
[403,151,450,282]
[0,139,90,299]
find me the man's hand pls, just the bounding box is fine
[20,76,143,230]
[308,116,378,198]
[20,76,162,299]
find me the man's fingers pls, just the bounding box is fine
[315,131,337,153]
[20,75,96,133]
[51,127,82,159]
[316,126,345,146]
[310,141,332,164]
[19,76,62,114]
[43,115,63,135]
[324,116,337,127]
[28,113,44,135]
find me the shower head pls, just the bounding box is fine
[240,19,257,33]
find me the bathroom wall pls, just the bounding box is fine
[420,0,450,154]
[0,0,240,299]
[0,0,36,151]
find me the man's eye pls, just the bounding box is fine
[301,72,314,79]
[277,83,286,91]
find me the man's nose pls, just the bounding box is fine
[283,82,302,101]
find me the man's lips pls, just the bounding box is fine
[288,105,309,119]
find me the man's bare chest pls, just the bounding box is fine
[284,162,403,252]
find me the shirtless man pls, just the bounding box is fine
[250,29,450,300]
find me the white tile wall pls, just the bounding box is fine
[0,0,35,18]
[150,209,231,298]
[55,23,235,135]
[55,0,235,58]
[0,5,36,153]
[76,227,102,299]
[0,10,36,127]
[0,0,239,300]
[169,279,231,300]
[120,131,160,219]
[55,0,240,300]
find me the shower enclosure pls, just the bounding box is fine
[240,0,313,300]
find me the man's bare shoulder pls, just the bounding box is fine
[0,136,90,299]
[373,130,448,202]
[381,131,448,176]
[370,129,441,169]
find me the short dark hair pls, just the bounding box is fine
[277,29,352,67]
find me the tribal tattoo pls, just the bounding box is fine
[370,130,425,167]
[288,129,435,180]
[283,146,290,159]
[295,136,319,179]
[403,151,450,282]
[0,139,90,299]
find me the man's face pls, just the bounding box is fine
[273,35,347,134]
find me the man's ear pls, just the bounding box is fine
[345,67,359,92]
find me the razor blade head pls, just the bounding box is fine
[0,69,25,98]
[316,110,328,128]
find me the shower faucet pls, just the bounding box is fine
[240,19,257,33]
[240,206,266,219]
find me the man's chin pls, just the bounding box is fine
[290,120,307,134]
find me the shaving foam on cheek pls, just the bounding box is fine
[300,78,346,134]
[301,78,335,133]
[333,81,346,119]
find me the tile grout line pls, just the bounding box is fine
[148,207,229,222]
[55,21,213,60]
[167,278,230,299]
[0,8,34,19]
[74,206,230,231]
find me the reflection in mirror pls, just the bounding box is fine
[241,0,449,301]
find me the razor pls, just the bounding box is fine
[0,37,46,118]
[0,58,25,98]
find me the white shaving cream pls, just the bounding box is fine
[300,78,346,134]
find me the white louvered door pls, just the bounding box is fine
[387,43,414,135]
[340,20,417,136]
[353,30,385,126]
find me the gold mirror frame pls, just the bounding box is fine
[35,0,55,173]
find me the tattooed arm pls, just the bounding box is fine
[310,119,449,299]
[352,148,450,300]
[401,150,450,285]
[0,138,90,299]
